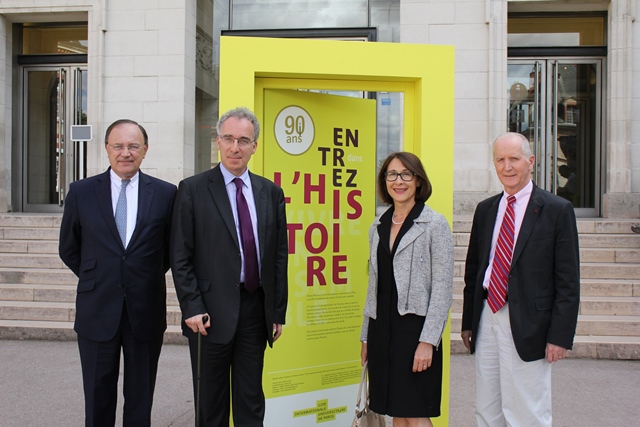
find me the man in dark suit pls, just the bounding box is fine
[171,107,288,426]
[59,119,177,427]
[461,132,580,426]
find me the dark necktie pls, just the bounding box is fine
[115,179,130,247]
[487,195,516,313]
[234,178,259,293]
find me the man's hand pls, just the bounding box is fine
[273,324,283,342]
[185,314,210,335]
[461,330,472,350]
[545,343,567,363]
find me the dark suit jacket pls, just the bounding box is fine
[59,169,177,342]
[462,184,580,361]
[170,165,288,346]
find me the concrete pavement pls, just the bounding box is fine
[1,340,638,426]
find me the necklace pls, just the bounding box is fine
[391,215,404,225]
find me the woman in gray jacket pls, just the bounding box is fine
[360,152,454,427]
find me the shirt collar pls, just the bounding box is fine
[219,163,250,187]
[110,169,139,186]
[503,180,533,206]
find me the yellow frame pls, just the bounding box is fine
[219,36,454,214]
[220,36,455,425]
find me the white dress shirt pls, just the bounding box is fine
[110,169,139,248]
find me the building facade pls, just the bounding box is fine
[1,0,638,218]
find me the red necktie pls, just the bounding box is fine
[234,178,259,293]
[487,195,516,313]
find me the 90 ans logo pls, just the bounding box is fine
[274,105,315,155]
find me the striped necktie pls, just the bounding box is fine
[487,195,516,313]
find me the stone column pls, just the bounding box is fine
[604,0,639,217]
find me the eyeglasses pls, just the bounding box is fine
[108,144,143,152]
[385,171,415,182]
[220,135,254,147]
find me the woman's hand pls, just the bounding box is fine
[412,342,433,372]
[361,342,368,366]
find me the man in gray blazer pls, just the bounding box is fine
[461,132,580,427]
[171,107,288,426]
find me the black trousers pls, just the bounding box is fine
[77,303,163,427]
[189,286,268,427]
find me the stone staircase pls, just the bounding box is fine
[1,214,639,359]
[449,217,640,359]
[0,214,185,344]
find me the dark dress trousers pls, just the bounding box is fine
[170,165,288,426]
[59,168,176,426]
[462,184,580,362]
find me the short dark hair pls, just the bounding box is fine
[104,119,148,146]
[377,152,433,204]
[217,107,261,141]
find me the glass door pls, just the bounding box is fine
[21,65,88,212]
[508,58,602,217]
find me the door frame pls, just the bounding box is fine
[508,56,604,218]
[18,63,87,213]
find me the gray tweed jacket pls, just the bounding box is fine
[360,204,454,346]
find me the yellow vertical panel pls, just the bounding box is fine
[220,36,455,427]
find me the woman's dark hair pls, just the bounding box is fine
[377,152,433,204]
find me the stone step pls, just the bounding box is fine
[0,284,77,302]
[454,247,640,263]
[0,214,61,228]
[579,296,640,316]
[0,227,60,241]
[0,300,184,325]
[453,261,640,281]
[0,240,59,254]
[0,284,181,305]
[0,320,186,344]
[449,333,640,360]
[0,301,75,322]
[450,313,640,337]
[452,278,640,297]
[0,268,78,285]
[450,294,640,316]
[453,232,640,249]
[453,218,640,235]
[580,263,640,280]
[0,254,65,269]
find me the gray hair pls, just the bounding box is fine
[492,132,532,158]
[216,107,261,141]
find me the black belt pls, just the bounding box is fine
[483,289,508,301]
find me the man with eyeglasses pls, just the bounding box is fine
[59,119,177,426]
[171,107,288,426]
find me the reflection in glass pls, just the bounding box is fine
[231,0,368,30]
[22,25,88,54]
[507,60,599,211]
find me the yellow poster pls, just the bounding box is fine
[263,89,376,425]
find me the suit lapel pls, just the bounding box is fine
[250,173,267,260]
[481,195,501,269]
[208,166,241,251]
[127,171,152,250]
[94,169,124,249]
[395,219,424,253]
[512,185,544,264]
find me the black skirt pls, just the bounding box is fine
[367,203,443,418]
